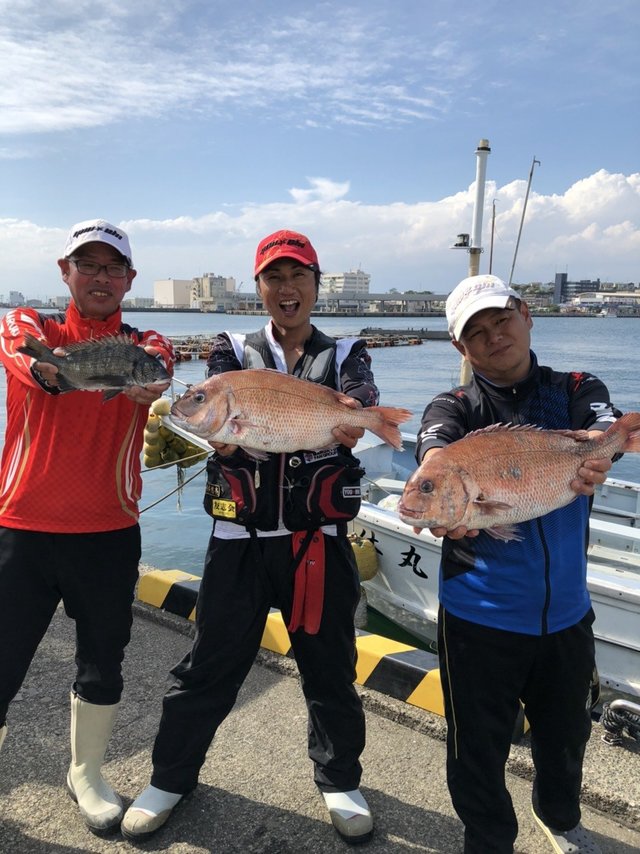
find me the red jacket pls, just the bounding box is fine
[0,303,174,533]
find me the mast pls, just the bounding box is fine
[508,156,540,286]
[453,139,491,382]
[468,139,491,276]
[489,199,497,274]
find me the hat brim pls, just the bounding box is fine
[255,252,317,277]
[451,294,513,340]
[66,234,132,267]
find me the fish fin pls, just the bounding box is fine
[229,417,261,435]
[102,389,123,401]
[243,448,269,461]
[467,422,591,441]
[368,405,413,450]
[623,432,640,453]
[485,525,524,543]
[55,377,79,393]
[602,412,640,454]
[466,422,539,438]
[61,334,136,351]
[472,497,514,513]
[17,333,52,361]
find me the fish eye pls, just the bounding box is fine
[193,392,206,403]
[419,480,434,495]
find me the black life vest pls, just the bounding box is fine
[203,329,364,531]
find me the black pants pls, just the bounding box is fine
[150,531,365,794]
[438,606,595,854]
[0,526,140,723]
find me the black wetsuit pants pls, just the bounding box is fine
[438,606,595,854]
[0,526,140,723]
[150,531,365,794]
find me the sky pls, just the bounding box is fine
[1,0,639,301]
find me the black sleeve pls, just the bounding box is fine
[339,339,380,408]
[415,391,470,464]
[206,333,243,378]
[567,371,622,431]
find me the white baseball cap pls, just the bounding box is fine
[446,274,520,340]
[63,219,133,266]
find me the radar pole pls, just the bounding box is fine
[468,138,491,276]
[455,138,491,382]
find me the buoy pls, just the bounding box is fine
[142,399,209,469]
[348,534,378,581]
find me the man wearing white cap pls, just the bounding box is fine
[0,219,174,835]
[415,274,617,853]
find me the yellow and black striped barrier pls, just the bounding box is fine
[137,569,528,737]
[137,569,443,715]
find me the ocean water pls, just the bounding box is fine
[1,310,639,576]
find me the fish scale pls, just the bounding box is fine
[399,413,640,541]
[170,368,413,452]
[17,332,170,400]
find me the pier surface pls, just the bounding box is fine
[1,595,639,853]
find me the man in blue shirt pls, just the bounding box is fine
[416,274,616,854]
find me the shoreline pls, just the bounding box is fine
[6,306,639,318]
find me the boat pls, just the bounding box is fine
[349,433,640,700]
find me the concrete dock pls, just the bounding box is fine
[1,596,639,853]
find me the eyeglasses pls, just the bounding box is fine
[69,258,129,278]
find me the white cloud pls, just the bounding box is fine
[2,169,638,299]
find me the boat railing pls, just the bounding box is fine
[589,517,640,556]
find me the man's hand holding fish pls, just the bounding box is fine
[571,442,612,495]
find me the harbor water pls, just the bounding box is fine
[1,311,639,581]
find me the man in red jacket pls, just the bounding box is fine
[0,219,174,835]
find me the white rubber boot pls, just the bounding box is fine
[322,788,374,844]
[0,724,7,752]
[66,693,123,835]
[121,785,184,841]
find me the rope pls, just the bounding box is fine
[601,702,640,746]
[139,463,208,513]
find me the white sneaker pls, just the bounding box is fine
[532,808,603,853]
[322,789,373,844]
[121,785,183,841]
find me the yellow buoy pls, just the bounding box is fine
[349,534,378,581]
[151,397,172,416]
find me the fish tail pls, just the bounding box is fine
[613,412,640,454]
[368,406,413,450]
[16,333,52,361]
[622,430,640,454]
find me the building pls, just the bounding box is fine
[9,291,25,306]
[123,297,154,309]
[154,279,193,308]
[191,273,237,310]
[154,274,237,309]
[554,274,600,303]
[320,269,370,296]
